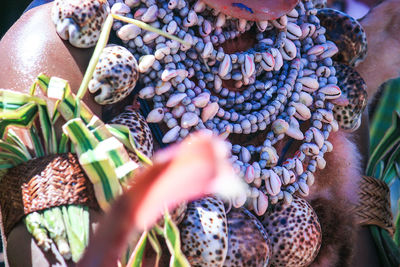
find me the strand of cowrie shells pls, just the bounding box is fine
[104,0,343,213]
[51,0,342,212]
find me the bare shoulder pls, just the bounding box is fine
[0,3,100,116]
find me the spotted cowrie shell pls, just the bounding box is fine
[51,0,110,48]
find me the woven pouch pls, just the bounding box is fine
[0,153,98,238]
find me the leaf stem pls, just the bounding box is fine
[111,14,191,47]
[76,14,114,101]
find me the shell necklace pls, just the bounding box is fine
[108,0,341,215]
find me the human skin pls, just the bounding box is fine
[0,0,397,266]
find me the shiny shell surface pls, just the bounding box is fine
[259,195,322,267]
[88,45,139,105]
[51,0,110,48]
[223,208,270,267]
[317,8,367,67]
[179,197,228,267]
[109,108,153,163]
[332,62,367,132]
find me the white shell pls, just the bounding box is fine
[166,93,187,108]
[300,23,316,39]
[146,108,164,123]
[295,158,303,175]
[240,147,251,163]
[162,126,180,143]
[155,81,172,95]
[253,193,269,216]
[262,52,275,70]
[88,45,138,105]
[243,54,255,77]
[117,24,141,41]
[259,195,322,267]
[180,197,228,267]
[245,165,255,183]
[266,170,281,196]
[138,86,155,99]
[298,77,319,92]
[219,54,232,78]
[286,22,302,40]
[256,20,269,32]
[307,45,325,56]
[311,127,324,149]
[125,0,140,8]
[111,2,130,14]
[298,181,309,196]
[192,93,210,108]
[141,5,158,23]
[172,105,185,118]
[292,102,311,121]
[143,31,159,43]
[271,48,283,71]
[280,39,297,60]
[202,42,214,59]
[181,112,199,128]
[299,92,313,106]
[272,119,289,135]
[52,0,110,48]
[300,143,320,156]
[138,55,155,73]
[201,102,219,122]
[183,10,198,27]
[319,84,342,99]
[167,21,178,34]
[223,208,271,266]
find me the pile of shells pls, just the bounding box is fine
[106,0,342,210]
[51,0,369,266]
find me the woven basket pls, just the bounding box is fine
[354,176,394,235]
[0,153,98,239]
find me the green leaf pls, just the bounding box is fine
[38,104,57,154]
[42,207,71,260]
[394,199,400,246]
[58,133,69,154]
[367,111,400,177]
[5,129,32,159]
[37,74,94,124]
[107,124,152,166]
[25,212,52,252]
[0,151,25,165]
[79,150,122,210]
[0,89,46,112]
[128,231,148,267]
[381,141,400,184]
[0,159,16,169]
[370,79,400,151]
[30,126,45,158]
[0,139,31,161]
[0,102,38,139]
[63,118,99,155]
[370,226,392,267]
[61,205,89,262]
[148,229,162,267]
[163,211,190,267]
[380,228,400,266]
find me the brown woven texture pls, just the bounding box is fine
[354,175,394,235]
[0,153,98,237]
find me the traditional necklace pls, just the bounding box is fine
[105,0,342,215]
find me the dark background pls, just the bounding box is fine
[0,0,33,39]
[0,1,32,265]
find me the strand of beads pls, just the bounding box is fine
[109,0,342,211]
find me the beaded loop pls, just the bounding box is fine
[109,0,341,212]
